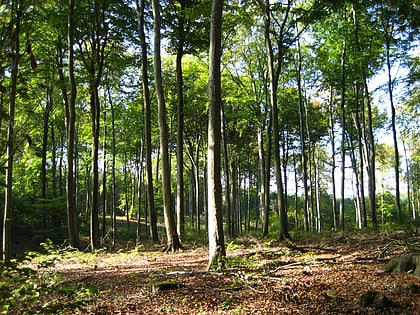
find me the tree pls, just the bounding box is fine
[135,0,159,242]
[207,0,226,270]
[2,0,21,261]
[66,0,79,248]
[262,0,292,240]
[152,0,182,251]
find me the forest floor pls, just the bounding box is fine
[16,232,420,314]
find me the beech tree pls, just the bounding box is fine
[152,0,182,251]
[207,0,226,269]
[2,0,21,261]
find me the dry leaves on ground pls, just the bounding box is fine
[26,233,420,314]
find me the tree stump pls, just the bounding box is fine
[379,255,420,278]
[359,290,393,308]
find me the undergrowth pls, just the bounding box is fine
[0,241,99,314]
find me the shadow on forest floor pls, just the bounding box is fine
[5,231,420,314]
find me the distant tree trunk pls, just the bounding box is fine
[352,3,376,227]
[2,0,20,261]
[221,105,232,237]
[108,88,117,248]
[258,125,269,236]
[41,87,53,232]
[328,89,338,230]
[102,107,107,239]
[316,150,322,232]
[339,39,347,231]
[175,2,186,239]
[136,142,144,244]
[296,34,309,232]
[264,0,289,240]
[351,85,367,228]
[207,0,226,270]
[194,144,201,234]
[385,34,401,220]
[136,0,158,242]
[66,0,79,248]
[263,111,272,232]
[90,85,101,250]
[123,152,130,229]
[231,159,238,237]
[152,0,182,251]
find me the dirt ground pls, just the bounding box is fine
[37,233,420,314]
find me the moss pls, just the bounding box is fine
[148,281,182,293]
[359,290,393,308]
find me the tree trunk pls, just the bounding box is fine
[41,87,53,232]
[264,0,289,240]
[136,0,158,242]
[385,36,401,220]
[258,126,269,236]
[66,0,79,249]
[102,106,107,240]
[2,0,20,261]
[152,0,181,251]
[109,89,117,248]
[90,86,101,250]
[221,105,232,237]
[207,0,226,270]
[296,34,309,231]
[352,3,376,227]
[339,38,347,231]
[328,89,338,230]
[175,3,186,239]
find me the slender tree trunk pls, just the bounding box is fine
[264,0,289,240]
[90,86,101,250]
[328,89,338,230]
[352,3,376,227]
[136,0,158,242]
[2,0,20,261]
[136,142,144,244]
[339,39,347,231]
[221,105,232,237]
[207,0,226,270]
[175,4,186,239]
[102,107,107,239]
[67,0,79,248]
[41,87,53,232]
[231,160,238,237]
[108,88,117,248]
[296,34,309,231]
[258,126,269,236]
[152,0,181,251]
[385,37,401,220]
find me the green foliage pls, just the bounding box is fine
[0,255,97,314]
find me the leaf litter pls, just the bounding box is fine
[24,233,420,314]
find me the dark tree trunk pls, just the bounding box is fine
[136,0,158,242]
[2,0,20,261]
[66,0,79,248]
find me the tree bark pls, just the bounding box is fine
[296,33,309,231]
[136,0,159,242]
[339,38,346,231]
[175,2,186,239]
[263,0,289,240]
[207,0,226,270]
[2,0,20,261]
[152,0,182,251]
[66,0,79,249]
